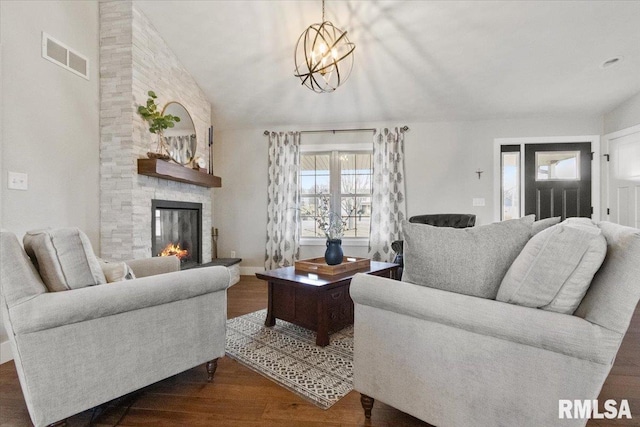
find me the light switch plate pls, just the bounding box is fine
[472,198,485,207]
[8,172,28,190]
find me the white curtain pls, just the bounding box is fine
[265,131,301,269]
[368,128,407,262]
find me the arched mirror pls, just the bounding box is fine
[162,102,197,165]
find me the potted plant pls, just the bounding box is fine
[137,91,180,159]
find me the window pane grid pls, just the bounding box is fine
[300,153,331,237]
[300,150,373,239]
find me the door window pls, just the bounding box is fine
[535,151,580,181]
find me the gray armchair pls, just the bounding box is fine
[0,231,230,427]
[351,221,640,427]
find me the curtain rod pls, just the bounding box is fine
[263,126,409,136]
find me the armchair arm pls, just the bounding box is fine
[9,266,230,335]
[350,273,622,365]
[124,255,180,278]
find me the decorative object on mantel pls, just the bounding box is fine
[208,125,214,175]
[163,102,197,166]
[294,0,355,93]
[146,151,170,160]
[194,156,207,171]
[137,91,180,160]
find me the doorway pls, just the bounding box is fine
[524,142,592,220]
[603,124,640,228]
[494,136,600,222]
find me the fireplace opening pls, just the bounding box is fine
[151,200,202,268]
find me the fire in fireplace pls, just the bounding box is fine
[151,200,202,268]
[158,243,190,260]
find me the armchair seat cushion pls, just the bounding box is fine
[497,218,606,314]
[23,228,106,292]
[402,215,535,299]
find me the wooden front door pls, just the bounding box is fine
[524,142,592,220]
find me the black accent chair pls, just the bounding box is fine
[392,214,477,278]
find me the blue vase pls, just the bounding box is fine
[325,239,343,265]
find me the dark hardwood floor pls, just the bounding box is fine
[1,275,638,426]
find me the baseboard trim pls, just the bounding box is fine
[240,266,264,276]
[0,340,13,364]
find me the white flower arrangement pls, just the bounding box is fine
[313,196,353,240]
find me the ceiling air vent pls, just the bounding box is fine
[41,32,89,80]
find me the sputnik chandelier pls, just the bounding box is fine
[294,0,356,93]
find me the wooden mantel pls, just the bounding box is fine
[137,158,221,188]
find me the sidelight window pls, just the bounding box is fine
[501,146,521,220]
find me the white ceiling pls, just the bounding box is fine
[135,1,640,131]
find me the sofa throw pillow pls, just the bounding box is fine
[99,259,137,283]
[531,216,561,236]
[401,215,535,299]
[496,217,607,314]
[23,228,106,292]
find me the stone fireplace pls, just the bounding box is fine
[99,0,212,262]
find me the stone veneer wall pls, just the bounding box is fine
[99,0,212,261]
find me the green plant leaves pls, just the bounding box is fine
[137,91,179,135]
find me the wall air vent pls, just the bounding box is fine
[41,32,89,80]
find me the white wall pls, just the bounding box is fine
[213,115,602,270]
[604,91,640,134]
[0,1,100,361]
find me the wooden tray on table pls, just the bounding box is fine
[294,257,371,276]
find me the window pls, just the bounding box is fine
[300,150,373,239]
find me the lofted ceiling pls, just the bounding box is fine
[134,0,640,131]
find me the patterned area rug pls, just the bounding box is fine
[225,309,353,409]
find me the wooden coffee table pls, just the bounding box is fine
[256,261,399,346]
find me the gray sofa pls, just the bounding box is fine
[0,231,230,427]
[350,221,640,427]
